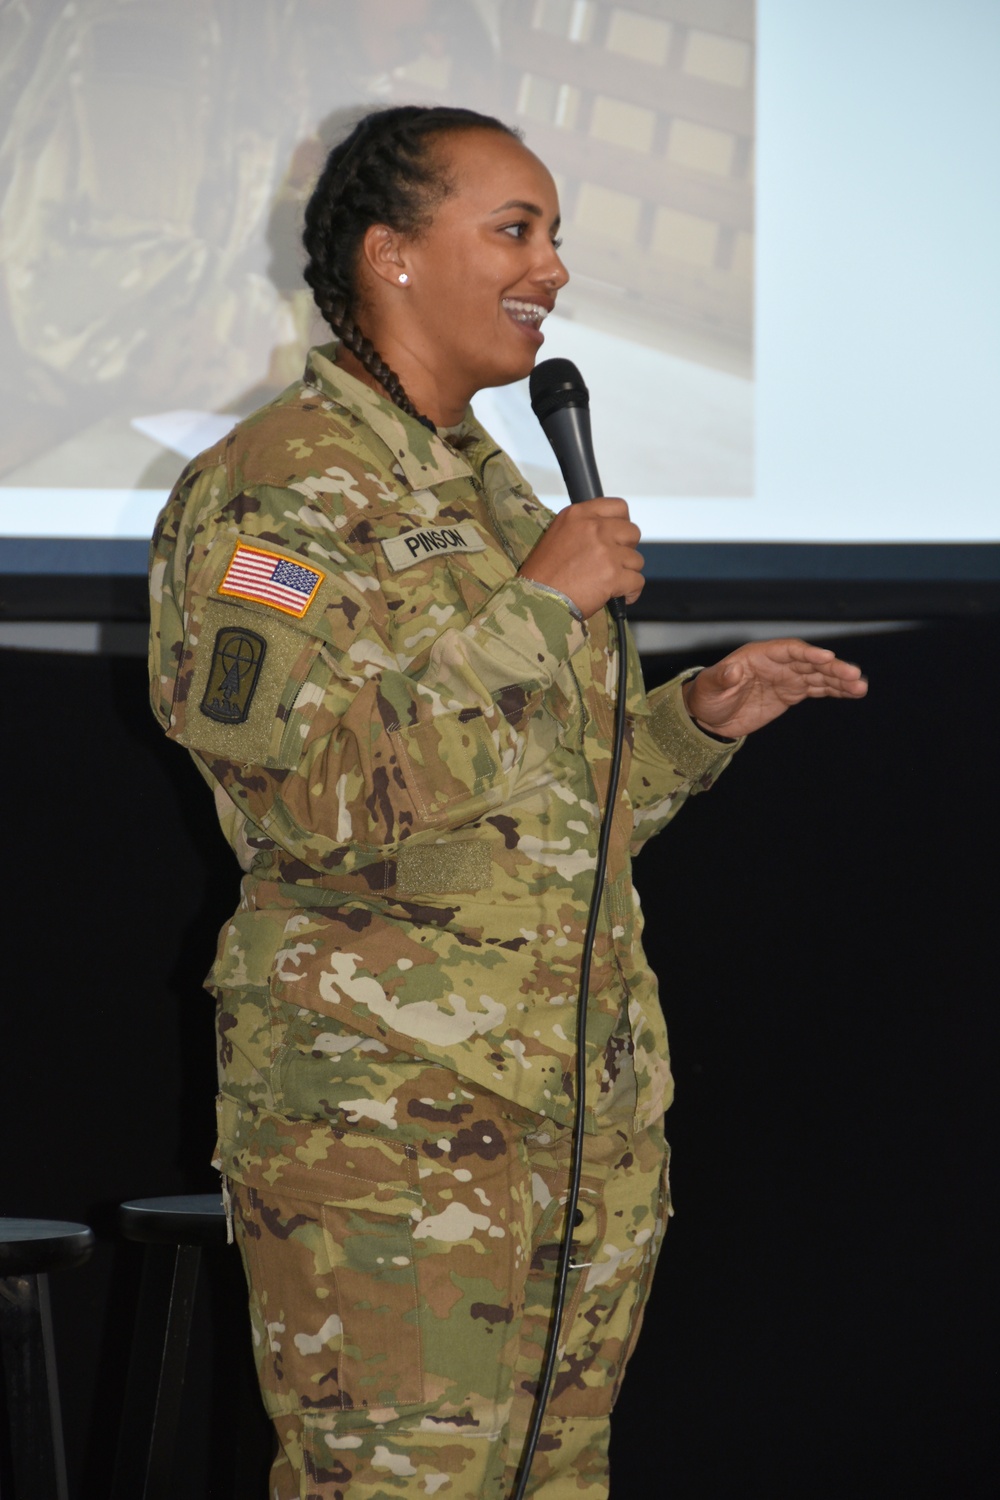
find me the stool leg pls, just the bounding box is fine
[0,1272,70,1500]
[111,1244,201,1500]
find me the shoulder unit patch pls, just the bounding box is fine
[200,627,267,725]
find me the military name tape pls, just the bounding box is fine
[380,522,487,573]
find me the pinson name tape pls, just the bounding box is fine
[380,522,487,572]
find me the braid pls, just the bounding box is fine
[303,106,520,432]
[323,294,433,431]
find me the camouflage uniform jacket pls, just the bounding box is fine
[149,345,739,1133]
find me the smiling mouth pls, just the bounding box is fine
[501,297,551,329]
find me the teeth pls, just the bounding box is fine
[502,298,549,327]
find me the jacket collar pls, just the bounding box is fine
[303,343,479,492]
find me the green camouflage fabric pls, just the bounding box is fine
[149,345,739,1135]
[149,343,739,1496]
[222,1048,669,1498]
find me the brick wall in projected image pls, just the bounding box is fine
[499,0,755,375]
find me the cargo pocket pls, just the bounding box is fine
[224,1108,426,1419]
[611,1135,671,1403]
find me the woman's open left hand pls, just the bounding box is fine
[683,638,868,740]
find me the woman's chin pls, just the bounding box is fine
[481,344,543,389]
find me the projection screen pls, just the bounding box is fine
[0,0,997,618]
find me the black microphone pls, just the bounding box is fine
[529,357,626,622]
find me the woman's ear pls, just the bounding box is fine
[360,223,410,289]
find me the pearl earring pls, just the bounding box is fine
[398,272,409,285]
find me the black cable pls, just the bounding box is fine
[509,608,630,1500]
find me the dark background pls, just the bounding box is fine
[3,615,997,1498]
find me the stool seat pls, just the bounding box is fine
[0,1218,94,1277]
[119,1194,227,1248]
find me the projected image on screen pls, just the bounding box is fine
[0,0,754,547]
[482,0,754,501]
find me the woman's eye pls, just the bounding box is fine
[552,236,563,250]
[502,221,529,239]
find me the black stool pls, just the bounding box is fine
[0,1217,94,1500]
[110,1194,228,1500]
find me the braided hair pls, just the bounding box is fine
[303,106,519,432]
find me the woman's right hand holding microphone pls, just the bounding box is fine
[519,498,644,619]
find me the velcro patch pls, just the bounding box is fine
[200,627,267,725]
[396,839,492,896]
[218,543,323,617]
[381,522,487,573]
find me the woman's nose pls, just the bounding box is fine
[537,247,569,291]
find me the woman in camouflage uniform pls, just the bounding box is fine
[149,106,866,1499]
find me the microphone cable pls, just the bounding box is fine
[511,360,631,1499]
[510,609,628,1500]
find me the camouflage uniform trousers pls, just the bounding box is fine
[221,1024,670,1499]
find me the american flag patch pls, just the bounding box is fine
[218,544,323,618]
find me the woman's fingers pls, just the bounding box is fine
[686,637,869,736]
[520,498,645,618]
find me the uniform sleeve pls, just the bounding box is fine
[150,473,588,866]
[626,671,743,854]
